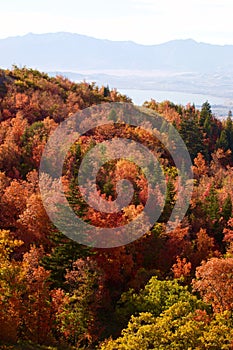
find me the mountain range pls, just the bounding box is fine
[1,32,233,73]
[0,32,233,114]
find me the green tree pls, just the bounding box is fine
[159,180,176,222]
[225,114,233,151]
[199,101,212,127]
[202,185,223,242]
[42,231,90,290]
[222,194,232,222]
[116,276,206,329]
[179,116,206,161]
[217,130,229,151]
[204,185,220,222]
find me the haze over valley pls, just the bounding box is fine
[1,32,233,115]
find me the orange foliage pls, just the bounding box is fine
[172,256,191,278]
[193,257,233,313]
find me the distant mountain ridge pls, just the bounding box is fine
[1,32,233,73]
[2,32,233,116]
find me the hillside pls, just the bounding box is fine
[1,67,233,349]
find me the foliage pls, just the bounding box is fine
[193,256,233,313]
[1,67,233,348]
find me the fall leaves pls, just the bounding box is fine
[1,67,233,349]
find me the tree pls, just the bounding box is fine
[19,246,54,344]
[199,101,212,127]
[179,116,206,161]
[159,179,176,222]
[192,152,208,180]
[203,184,221,236]
[172,256,191,279]
[217,130,229,151]
[101,308,233,350]
[0,230,23,343]
[116,276,202,329]
[223,218,233,246]
[191,228,215,268]
[158,225,192,272]
[222,194,232,222]
[42,230,90,290]
[193,257,233,313]
[17,193,52,248]
[54,258,104,348]
[225,114,233,152]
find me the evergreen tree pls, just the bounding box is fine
[217,130,229,151]
[42,181,91,290]
[222,194,232,222]
[199,101,212,127]
[225,115,233,151]
[159,180,176,222]
[203,185,223,243]
[42,230,91,290]
[179,116,206,162]
[205,185,220,222]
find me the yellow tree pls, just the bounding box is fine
[0,230,23,343]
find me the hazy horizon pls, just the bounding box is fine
[1,32,233,47]
[1,0,233,46]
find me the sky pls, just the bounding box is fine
[0,0,233,45]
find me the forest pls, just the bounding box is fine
[1,66,233,349]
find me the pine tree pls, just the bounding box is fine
[199,101,212,127]
[204,185,220,222]
[222,194,232,222]
[42,230,91,290]
[203,185,223,242]
[179,116,206,161]
[217,130,229,151]
[225,115,233,151]
[159,180,176,222]
[42,181,91,290]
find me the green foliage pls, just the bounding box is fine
[159,179,176,222]
[200,101,212,127]
[204,185,220,222]
[41,231,90,290]
[222,194,232,221]
[218,130,229,151]
[21,122,45,147]
[116,276,207,328]
[225,115,233,152]
[179,116,206,161]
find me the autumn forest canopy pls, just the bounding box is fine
[1,66,233,349]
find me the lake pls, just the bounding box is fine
[119,88,232,116]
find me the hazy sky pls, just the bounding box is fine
[1,0,233,45]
